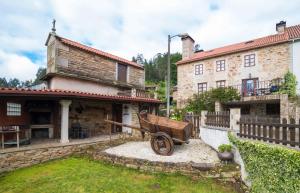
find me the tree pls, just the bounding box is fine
[136,52,182,85]
[33,67,46,85]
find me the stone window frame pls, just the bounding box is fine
[216,80,226,88]
[7,102,21,116]
[216,60,225,71]
[198,82,207,94]
[195,64,203,75]
[244,53,256,67]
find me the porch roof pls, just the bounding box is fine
[0,87,161,104]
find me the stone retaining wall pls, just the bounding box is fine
[92,151,239,179]
[0,139,124,173]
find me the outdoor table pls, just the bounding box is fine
[0,127,20,149]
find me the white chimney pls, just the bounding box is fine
[276,21,286,34]
[181,34,195,59]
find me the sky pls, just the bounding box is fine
[0,0,300,81]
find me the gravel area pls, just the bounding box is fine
[104,139,220,164]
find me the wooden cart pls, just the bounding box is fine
[105,111,192,156]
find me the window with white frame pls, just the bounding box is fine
[7,103,21,116]
[195,64,203,75]
[198,82,207,94]
[216,80,226,88]
[216,60,225,71]
[244,54,255,67]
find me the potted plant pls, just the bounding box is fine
[217,144,234,162]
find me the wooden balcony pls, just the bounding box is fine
[117,89,155,99]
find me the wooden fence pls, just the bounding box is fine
[237,116,300,148]
[205,111,230,128]
[184,114,200,139]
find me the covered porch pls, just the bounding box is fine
[0,88,160,150]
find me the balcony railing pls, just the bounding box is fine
[117,89,155,99]
[229,79,283,97]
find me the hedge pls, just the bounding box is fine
[229,134,300,193]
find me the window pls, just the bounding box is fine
[117,63,128,82]
[198,82,207,94]
[216,60,225,71]
[7,103,21,116]
[244,54,255,67]
[195,64,203,75]
[266,103,280,115]
[216,80,226,88]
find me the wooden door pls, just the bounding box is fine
[242,78,258,96]
[112,104,122,133]
[117,64,127,82]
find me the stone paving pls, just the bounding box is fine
[105,139,220,164]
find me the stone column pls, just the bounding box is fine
[59,100,72,143]
[200,110,208,127]
[215,101,223,112]
[230,108,241,132]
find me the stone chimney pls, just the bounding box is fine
[181,34,195,59]
[276,21,286,34]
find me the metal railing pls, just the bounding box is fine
[229,79,283,97]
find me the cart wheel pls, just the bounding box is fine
[150,132,174,156]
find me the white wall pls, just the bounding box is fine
[49,76,120,95]
[200,126,230,150]
[292,40,300,94]
[122,104,132,134]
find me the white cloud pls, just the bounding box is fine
[0,50,39,80]
[0,0,300,80]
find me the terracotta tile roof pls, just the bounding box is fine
[0,87,161,103]
[55,36,143,69]
[177,24,300,65]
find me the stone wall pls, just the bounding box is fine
[69,100,112,135]
[93,152,242,182]
[177,43,291,108]
[47,36,144,89]
[0,138,124,173]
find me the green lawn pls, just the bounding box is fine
[0,157,237,193]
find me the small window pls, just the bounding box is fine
[7,103,21,116]
[117,63,128,82]
[216,60,225,71]
[198,82,207,94]
[216,80,226,88]
[195,64,203,75]
[244,54,255,67]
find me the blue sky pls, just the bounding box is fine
[0,0,300,81]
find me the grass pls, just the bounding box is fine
[0,157,237,193]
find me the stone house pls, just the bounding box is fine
[0,29,160,147]
[176,21,300,119]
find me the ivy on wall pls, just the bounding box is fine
[279,71,298,97]
[229,134,300,193]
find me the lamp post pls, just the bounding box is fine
[166,33,188,117]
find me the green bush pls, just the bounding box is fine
[185,87,240,113]
[170,108,187,121]
[279,71,297,97]
[218,144,233,153]
[229,134,300,193]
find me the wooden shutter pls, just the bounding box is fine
[117,63,127,82]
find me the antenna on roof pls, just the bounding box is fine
[51,19,56,34]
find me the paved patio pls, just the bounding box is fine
[104,139,220,164]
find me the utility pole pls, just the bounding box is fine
[166,35,171,117]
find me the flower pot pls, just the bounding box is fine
[218,151,234,162]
